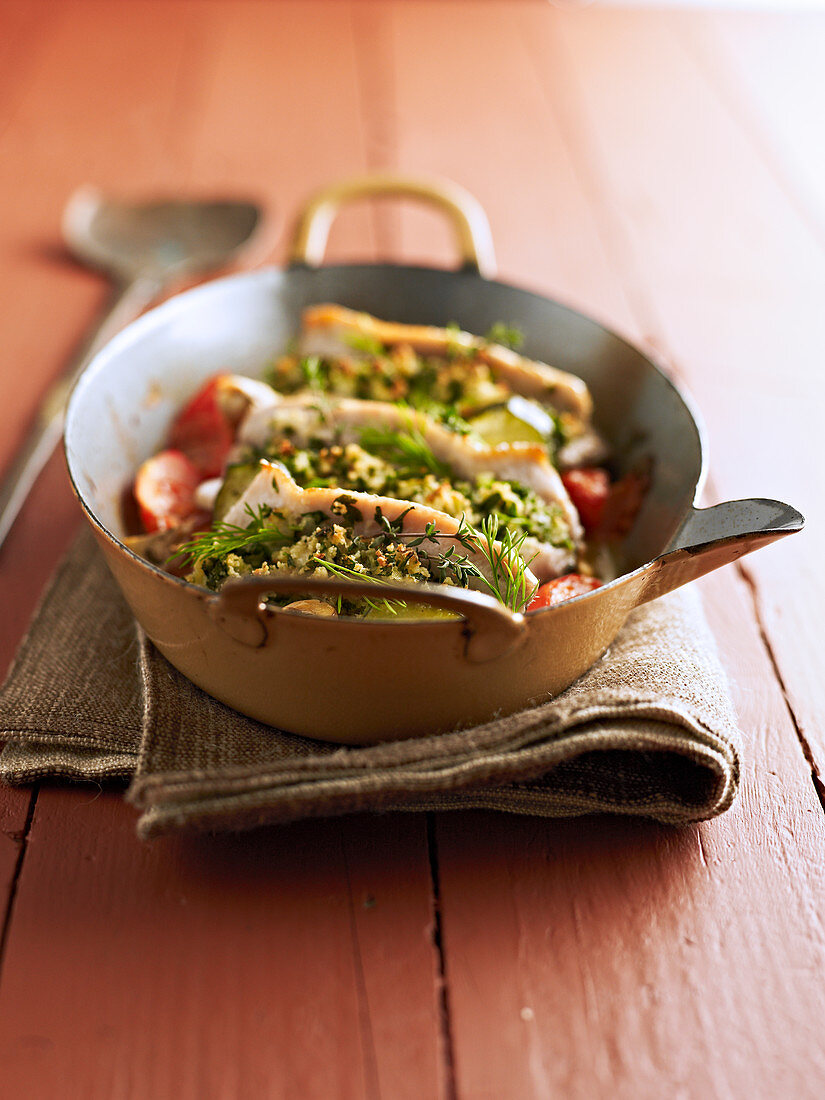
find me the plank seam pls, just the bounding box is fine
[341,833,382,1100]
[426,815,457,1100]
[523,9,823,825]
[737,561,825,814]
[0,784,37,984]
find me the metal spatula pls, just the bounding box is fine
[0,187,262,552]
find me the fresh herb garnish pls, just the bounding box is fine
[345,332,386,356]
[438,404,473,435]
[373,504,415,539]
[372,507,537,612]
[485,322,524,350]
[462,514,537,612]
[359,424,450,478]
[330,494,363,526]
[299,355,324,390]
[444,321,475,361]
[309,557,407,615]
[170,504,292,567]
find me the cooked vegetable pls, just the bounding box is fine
[527,574,602,611]
[561,467,611,535]
[468,395,558,448]
[168,375,235,478]
[134,449,203,532]
[212,462,260,521]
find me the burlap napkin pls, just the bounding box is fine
[0,527,741,838]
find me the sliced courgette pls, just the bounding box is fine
[360,601,460,622]
[468,395,555,447]
[213,462,259,521]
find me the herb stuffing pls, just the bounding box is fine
[174,502,538,617]
[129,304,616,620]
[244,430,574,553]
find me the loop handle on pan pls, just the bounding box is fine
[207,573,526,663]
[287,173,497,278]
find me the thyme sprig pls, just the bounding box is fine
[373,508,537,613]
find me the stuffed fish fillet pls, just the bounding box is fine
[222,460,540,596]
[236,392,582,579]
[299,303,593,421]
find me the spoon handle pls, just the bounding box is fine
[0,272,164,553]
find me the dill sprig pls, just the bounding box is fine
[463,514,537,613]
[170,504,291,567]
[485,322,524,350]
[359,424,449,478]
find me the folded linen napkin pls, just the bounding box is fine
[0,528,741,837]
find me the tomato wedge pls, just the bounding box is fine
[134,449,203,533]
[561,467,610,535]
[600,468,649,539]
[168,375,235,478]
[527,573,602,611]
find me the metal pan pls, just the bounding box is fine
[64,176,803,742]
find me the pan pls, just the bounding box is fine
[64,176,803,742]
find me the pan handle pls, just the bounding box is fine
[207,573,526,663]
[639,497,804,605]
[287,174,497,278]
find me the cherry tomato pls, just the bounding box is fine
[168,375,234,478]
[600,469,649,539]
[561,467,611,535]
[134,449,203,532]
[528,573,602,611]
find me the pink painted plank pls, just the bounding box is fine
[550,7,825,775]
[0,3,445,1095]
[0,788,32,933]
[437,568,825,1099]
[699,11,825,245]
[0,793,443,1099]
[369,0,641,338]
[378,4,825,1095]
[180,0,378,265]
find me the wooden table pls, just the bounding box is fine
[1,2,824,1096]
